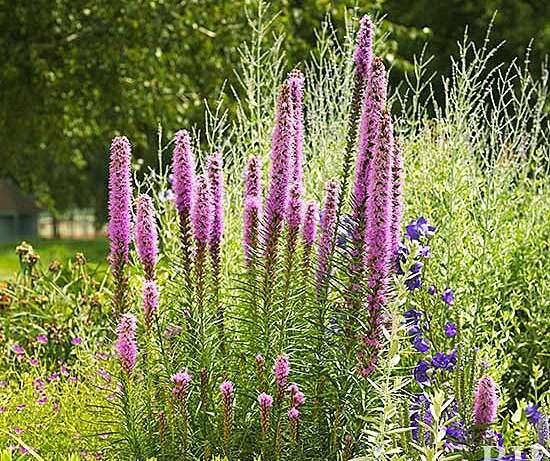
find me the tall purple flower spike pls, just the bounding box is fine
[108,136,132,272]
[115,313,137,375]
[192,175,212,246]
[243,156,263,264]
[172,130,196,220]
[286,69,305,231]
[352,57,387,220]
[473,375,499,426]
[389,140,404,259]
[207,152,225,250]
[135,194,158,280]
[142,279,159,333]
[316,180,341,295]
[354,16,374,83]
[302,200,319,247]
[265,83,294,242]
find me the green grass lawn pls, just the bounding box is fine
[0,238,108,280]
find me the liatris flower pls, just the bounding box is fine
[142,280,159,334]
[256,353,266,391]
[171,369,193,399]
[473,376,499,426]
[243,197,262,265]
[192,175,212,246]
[243,156,263,264]
[135,194,158,280]
[274,354,290,399]
[172,130,196,274]
[115,314,137,375]
[288,407,300,444]
[354,16,374,83]
[286,69,305,231]
[389,140,404,259]
[108,136,132,272]
[264,83,294,247]
[258,392,274,438]
[108,136,132,316]
[207,152,226,353]
[338,15,374,204]
[219,380,234,453]
[302,201,319,247]
[288,383,305,408]
[352,57,387,222]
[316,179,341,297]
[171,369,192,458]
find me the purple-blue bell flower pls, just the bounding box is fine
[427,285,436,295]
[442,288,454,305]
[408,325,422,336]
[406,217,436,241]
[405,274,422,291]
[410,261,424,274]
[431,351,457,370]
[418,245,431,258]
[411,393,433,443]
[412,335,430,353]
[526,403,543,426]
[413,360,431,386]
[404,309,422,325]
[444,322,457,337]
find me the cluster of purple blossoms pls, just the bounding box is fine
[115,314,138,375]
[274,354,290,397]
[473,375,499,426]
[171,369,192,400]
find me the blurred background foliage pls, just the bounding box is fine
[1,0,548,222]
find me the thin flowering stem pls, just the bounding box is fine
[142,280,159,335]
[219,380,234,455]
[171,369,192,459]
[389,140,405,261]
[207,152,226,354]
[108,136,132,317]
[243,156,263,265]
[301,200,319,281]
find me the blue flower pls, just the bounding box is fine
[406,217,436,241]
[427,285,436,295]
[411,393,433,442]
[336,215,355,249]
[408,325,421,336]
[441,288,454,305]
[526,403,543,426]
[444,322,457,337]
[405,274,422,291]
[404,309,422,325]
[412,335,430,354]
[410,261,424,274]
[418,245,431,258]
[413,360,431,386]
[431,351,457,370]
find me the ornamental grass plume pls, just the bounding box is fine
[115,314,137,375]
[316,180,341,298]
[243,156,263,265]
[135,194,158,280]
[108,136,132,315]
[473,375,499,426]
[172,130,196,272]
[142,280,159,334]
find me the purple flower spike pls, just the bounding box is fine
[142,280,159,333]
[192,175,212,246]
[274,354,290,396]
[302,201,319,247]
[207,152,225,248]
[352,57,387,221]
[220,380,234,399]
[316,179,341,295]
[243,196,262,264]
[108,136,132,271]
[265,83,294,235]
[390,140,404,258]
[172,130,196,219]
[171,369,192,399]
[473,375,499,426]
[244,156,262,199]
[286,69,305,231]
[258,392,274,409]
[135,194,158,279]
[354,16,374,82]
[115,314,137,375]
[525,403,542,426]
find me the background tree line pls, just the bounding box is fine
[1,0,548,224]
